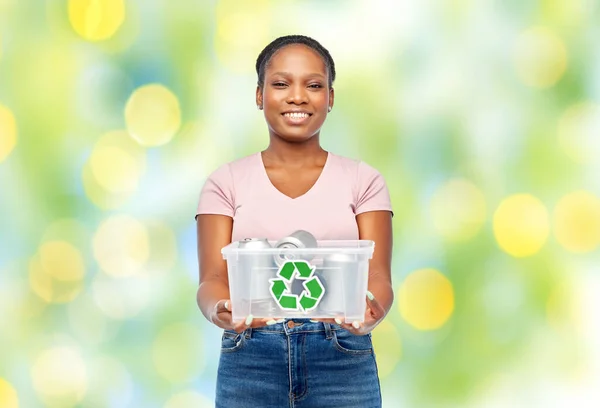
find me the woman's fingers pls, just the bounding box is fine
[366,294,386,319]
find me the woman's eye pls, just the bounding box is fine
[273,82,287,87]
[308,84,323,88]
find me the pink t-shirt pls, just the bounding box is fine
[196,152,393,242]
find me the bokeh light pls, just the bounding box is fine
[152,323,206,384]
[83,130,147,209]
[0,378,19,408]
[214,0,272,73]
[553,191,600,253]
[92,272,151,320]
[92,214,149,277]
[124,84,182,147]
[399,269,455,331]
[558,102,600,164]
[31,346,88,406]
[40,241,85,281]
[29,241,86,304]
[429,178,487,242]
[68,0,125,41]
[2,1,600,406]
[514,27,567,88]
[372,320,402,378]
[0,104,17,163]
[493,194,550,257]
[90,146,139,193]
[164,390,213,408]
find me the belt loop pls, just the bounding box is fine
[244,328,252,339]
[324,322,333,340]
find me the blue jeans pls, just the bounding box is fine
[215,319,382,408]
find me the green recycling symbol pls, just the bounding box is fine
[269,260,325,312]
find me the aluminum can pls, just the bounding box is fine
[238,237,271,250]
[238,238,276,300]
[273,230,318,267]
[319,253,357,312]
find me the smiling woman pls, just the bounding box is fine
[194,35,394,408]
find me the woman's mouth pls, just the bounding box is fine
[282,112,312,125]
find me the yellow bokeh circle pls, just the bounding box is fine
[39,241,85,281]
[553,191,600,253]
[0,378,19,408]
[90,145,139,194]
[0,104,17,163]
[68,0,125,41]
[558,102,600,164]
[514,27,567,88]
[152,323,205,384]
[430,178,487,242]
[493,194,549,257]
[371,320,402,378]
[399,268,454,330]
[125,84,181,147]
[83,130,147,208]
[31,347,87,406]
[29,241,86,304]
[92,215,149,277]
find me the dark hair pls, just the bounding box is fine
[255,35,336,89]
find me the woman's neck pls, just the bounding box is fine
[262,134,327,166]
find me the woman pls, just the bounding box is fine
[196,35,393,408]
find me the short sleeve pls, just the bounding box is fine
[195,164,235,219]
[355,161,393,216]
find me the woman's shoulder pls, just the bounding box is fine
[328,152,383,177]
[206,152,260,180]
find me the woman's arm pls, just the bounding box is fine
[196,214,233,323]
[196,214,275,331]
[315,210,394,333]
[356,210,394,316]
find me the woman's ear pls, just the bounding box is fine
[328,87,335,111]
[256,86,263,110]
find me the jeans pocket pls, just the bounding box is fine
[221,330,245,353]
[332,329,373,355]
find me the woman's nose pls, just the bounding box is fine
[286,84,308,104]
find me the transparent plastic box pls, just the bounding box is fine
[221,240,374,323]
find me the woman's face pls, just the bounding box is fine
[257,44,334,143]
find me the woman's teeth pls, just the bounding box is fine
[284,112,309,119]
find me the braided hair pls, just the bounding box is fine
[255,35,336,89]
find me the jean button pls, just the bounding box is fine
[287,321,295,329]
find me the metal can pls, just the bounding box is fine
[238,238,276,301]
[238,237,271,250]
[273,230,318,267]
[319,253,357,313]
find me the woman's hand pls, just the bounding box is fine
[209,299,282,332]
[314,291,386,335]
[339,291,386,335]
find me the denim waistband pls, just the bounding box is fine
[241,319,343,338]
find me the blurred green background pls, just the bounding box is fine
[2,0,600,407]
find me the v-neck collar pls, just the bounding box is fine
[258,151,331,201]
